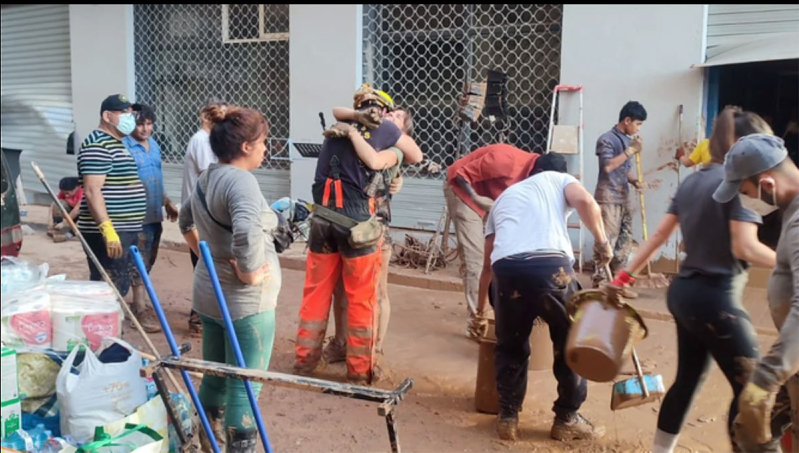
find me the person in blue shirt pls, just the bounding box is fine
[123,103,178,333]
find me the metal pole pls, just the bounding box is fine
[130,246,221,453]
[199,241,273,453]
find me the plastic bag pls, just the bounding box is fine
[61,423,163,453]
[0,257,49,296]
[101,397,168,453]
[56,339,147,443]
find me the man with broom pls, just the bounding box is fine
[591,101,648,295]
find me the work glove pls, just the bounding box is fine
[467,312,490,342]
[629,135,643,154]
[593,240,613,268]
[734,382,777,447]
[389,175,404,195]
[323,122,355,139]
[98,220,123,259]
[604,269,636,301]
[353,107,382,129]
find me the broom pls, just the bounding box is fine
[610,346,665,410]
[633,153,670,289]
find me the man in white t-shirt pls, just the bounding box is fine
[475,153,613,443]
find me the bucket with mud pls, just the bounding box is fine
[565,289,647,382]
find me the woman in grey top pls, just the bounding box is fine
[608,107,777,453]
[179,105,280,453]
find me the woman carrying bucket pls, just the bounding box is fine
[179,106,281,452]
[607,107,777,453]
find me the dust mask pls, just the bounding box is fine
[740,177,778,216]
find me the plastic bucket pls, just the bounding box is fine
[565,289,647,383]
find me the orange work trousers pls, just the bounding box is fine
[295,216,381,382]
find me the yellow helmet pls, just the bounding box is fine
[354,83,396,111]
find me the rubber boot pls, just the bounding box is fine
[226,427,258,453]
[199,407,226,452]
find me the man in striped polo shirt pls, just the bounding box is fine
[77,94,159,332]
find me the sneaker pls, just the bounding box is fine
[496,412,519,441]
[323,338,347,364]
[550,413,605,442]
[131,306,162,333]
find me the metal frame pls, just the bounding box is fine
[143,351,414,453]
[222,4,290,43]
[546,84,585,273]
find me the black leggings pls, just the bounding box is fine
[658,274,759,441]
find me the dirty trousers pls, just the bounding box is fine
[658,274,761,442]
[492,254,587,418]
[592,202,633,287]
[443,182,484,316]
[199,310,275,430]
[295,216,381,381]
[332,241,393,353]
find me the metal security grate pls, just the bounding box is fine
[133,4,290,170]
[363,4,563,178]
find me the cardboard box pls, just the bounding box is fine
[1,347,20,439]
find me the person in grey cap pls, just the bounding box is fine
[605,107,777,453]
[714,133,799,452]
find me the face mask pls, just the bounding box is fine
[115,113,136,135]
[740,178,778,216]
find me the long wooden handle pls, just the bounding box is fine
[631,347,650,398]
[634,154,652,276]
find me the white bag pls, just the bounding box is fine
[56,338,148,443]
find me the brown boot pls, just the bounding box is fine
[496,411,519,441]
[199,407,226,452]
[322,338,346,364]
[293,356,327,377]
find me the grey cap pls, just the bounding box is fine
[713,134,788,203]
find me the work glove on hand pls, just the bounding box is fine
[734,382,777,448]
[604,269,636,301]
[353,107,382,129]
[323,122,355,139]
[468,312,490,342]
[389,175,404,195]
[98,220,123,259]
[628,136,643,155]
[593,240,613,268]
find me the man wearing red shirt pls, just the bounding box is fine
[444,144,539,339]
[48,176,83,243]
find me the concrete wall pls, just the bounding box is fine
[289,5,362,201]
[560,4,706,265]
[69,4,136,143]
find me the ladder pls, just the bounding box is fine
[545,84,585,274]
